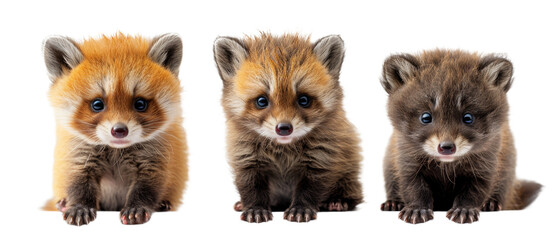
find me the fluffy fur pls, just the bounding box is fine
[380,49,541,224]
[43,33,188,226]
[214,33,363,223]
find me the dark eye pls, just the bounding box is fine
[90,98,105,112]
[134,98,148,112]
[255,96,269,109]
[297,95,312,108]
[463,113,474,124]
[420,112,432,124]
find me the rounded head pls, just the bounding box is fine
[382,50,512,162]
[45,33,183,148]
[214,34,346,144]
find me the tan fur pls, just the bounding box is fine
[215,33,362,222]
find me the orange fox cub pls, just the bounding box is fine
[43,33,188,226]
[214,34,363,223]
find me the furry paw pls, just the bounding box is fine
[398,207,433,224]
[320,199,349,211]
[234,201,243,212]
[120,206,152,225]
[446,207,480,224]
[481,200,502,211]
[284,206,317,223]
[63,205,96,226]
[56,198,68,212]
[157,200,172,211]
[381,200,404,211]
[241,207,273,223]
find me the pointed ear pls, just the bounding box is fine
[43,36,83,82]
[213,37,248,82]
[479,55,513,92]
[149,33,183,76]
[381,54,419,94]
[313,35,345,79]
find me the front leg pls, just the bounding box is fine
[284,167,328,223]
[447,177,491,224]
[64,165,101,226]
[120,160,164,225]
[235,166,273,223]
[398,169,434,224]
[381,152,404,211]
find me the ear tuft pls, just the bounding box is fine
[149,33,183,76]
[313,35,345,79]
[213,37,248,83]
[380,54,419,94]
[43,36,83,82]
[479,55,513,92]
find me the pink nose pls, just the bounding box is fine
[111,123,128,138]
[438,142,456,155]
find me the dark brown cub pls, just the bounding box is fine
[379,49,541,224]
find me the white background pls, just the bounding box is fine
[0,0,557,239]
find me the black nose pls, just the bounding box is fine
[438,142,456,155]
[111,123,128,138]
[275,123,293,136]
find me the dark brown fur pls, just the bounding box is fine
[214,34,363,223]
[380,49,541,224]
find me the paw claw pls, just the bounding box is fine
[63,205,96,226]
[120,206,152,225]
[482,199,502,211]
[321,199,351,211]
[399,207,433,224]
[254,210,263,223]
[56,198,68,212]
[233,201,243,212]
[284,206,317,223]
[381,200,405,211]
[447,207,480,224]
[287,213,294,221]
[241,206,272,223]
[158,200,172,211]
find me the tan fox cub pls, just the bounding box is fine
[379,49,541,224]
[214,34,363,223]
[43,33,188,225]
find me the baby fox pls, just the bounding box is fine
[380,49,541,224]
[43,33,188,225]
[214,34,363,223]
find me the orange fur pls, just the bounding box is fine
[44,34,187,213]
